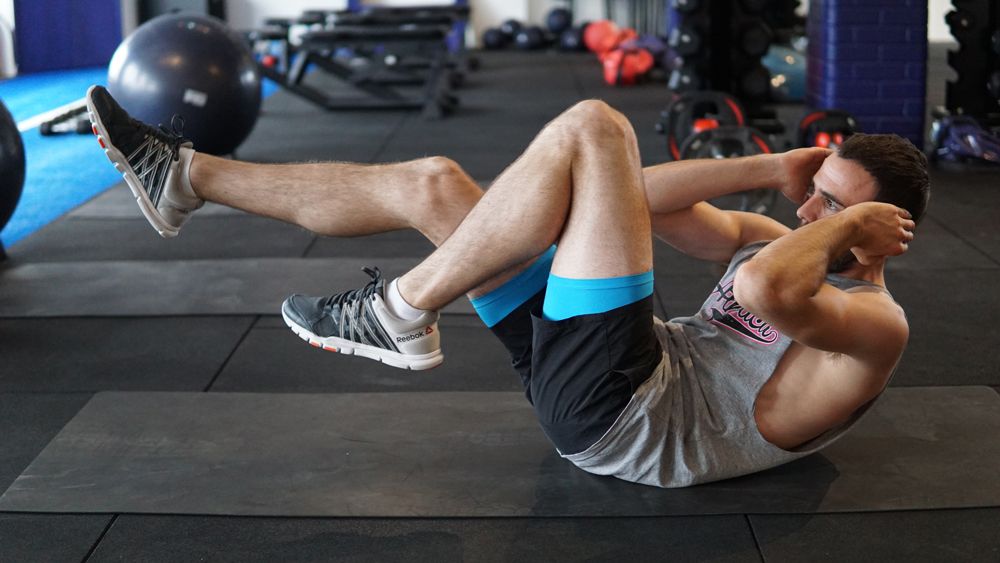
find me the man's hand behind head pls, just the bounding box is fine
[844,202,916,265]
[778,147,833,204]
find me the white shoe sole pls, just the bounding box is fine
[86,86,179,239]
[281,309,444,371]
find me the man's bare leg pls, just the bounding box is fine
[398,99,653,311]
[188,154,545,298]
[278,99,652,371]
[188,156,482,247]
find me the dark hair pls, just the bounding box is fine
[837,133,930,223]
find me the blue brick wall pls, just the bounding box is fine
[807,0,928,147]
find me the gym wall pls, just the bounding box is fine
[12,0,121,73]
[0,0,14,78]
[113,0,959,51]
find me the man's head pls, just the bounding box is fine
[797,133,930,224]
[795,133,930,271]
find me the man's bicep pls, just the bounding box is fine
[651,202,790,263]
[775,285,909,361]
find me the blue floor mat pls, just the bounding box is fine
[1,128,122,248]
[0,71,281,250]
[0,67,108,123]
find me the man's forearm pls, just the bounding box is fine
[734,212,861,309]
[642,153,784,214]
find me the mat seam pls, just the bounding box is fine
[202,315,260,392]
[744,514,768,563]
[80,514,117,563]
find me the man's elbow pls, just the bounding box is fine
[733,261,794,317]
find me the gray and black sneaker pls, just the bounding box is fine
[281,267,443,371]
[86,85,204,238]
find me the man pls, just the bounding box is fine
[86,85,928,487]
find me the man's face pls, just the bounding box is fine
[794,154,879,273]
[795,153,878,226]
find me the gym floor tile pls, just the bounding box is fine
[7,216,315,262]
[0,392,92,490]
[751,509,1000,563]
[0,258,474,317]
[0,317,255,392]
[305,229,436,259]
[240,83,408,164]
[923,191,1000,265]
[88,514,760,563]
[211,315,522,393]
[887,215,992,272]
[888,270,1000,386]
[0,513,110,563]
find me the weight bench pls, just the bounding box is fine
[251,24,457,119]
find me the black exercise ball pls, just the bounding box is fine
[546,7,573,35]
[499,19,523,40]
[559,27,586,51]
[0,99,25,237]
[107,14,261,156]
[514,26,546,51]
[482,27,506,50]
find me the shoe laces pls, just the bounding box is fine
[135,114,191,162]
[323,266,383,310]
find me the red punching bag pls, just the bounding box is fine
[584,20,620,55]
[602,47,654,86]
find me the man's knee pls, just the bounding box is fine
[559,99,633,141]
[416,156,480,210]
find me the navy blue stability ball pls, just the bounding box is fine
[546,8,573,35]
[482,27,506,50]
[107,14,261,155]
[515,26,546,50]
[0,99,25,247]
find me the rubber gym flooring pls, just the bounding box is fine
[1,44,999,562]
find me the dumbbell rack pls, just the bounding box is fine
[945,0,1000,124]
[666,0,775,109]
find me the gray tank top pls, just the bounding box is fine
[563,241,895,488]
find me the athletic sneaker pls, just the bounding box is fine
[86,85,203,238]
[281,267,443,371]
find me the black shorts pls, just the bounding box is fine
[489,291,663,455]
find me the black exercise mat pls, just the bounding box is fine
[889,269,1000,387]
[923,168,1000,265]
[3,387,998,517]
[87,514,760,563]
[211,315,521,393]
[751,509,1000,563]
[239,76,410,164]
[0,317,255,392]
[0,514,110,563]
[0,393,93,492]
[0,258,475,317]
[305,230,436,259]
[8,217,315,262]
